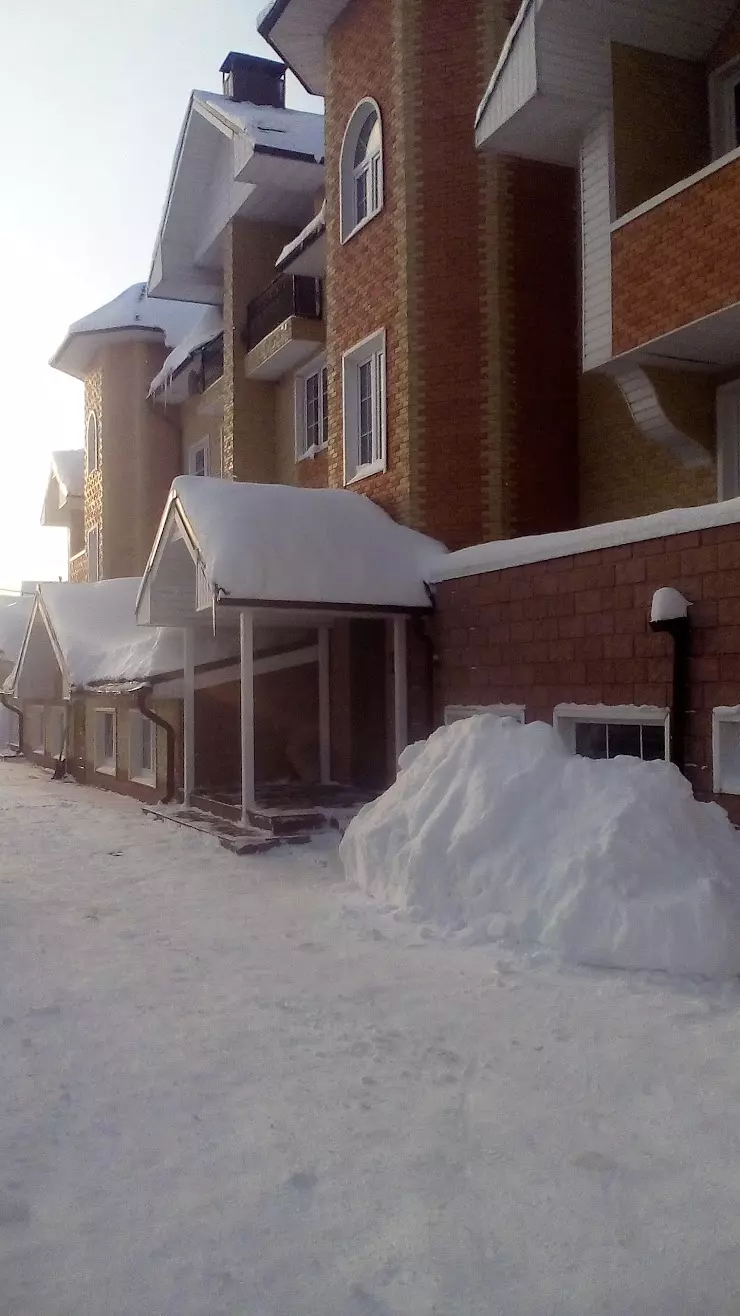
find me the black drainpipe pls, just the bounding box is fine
[1,692,23,754]
[649,615,691,777]
[136,688,176,804]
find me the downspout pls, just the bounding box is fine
[136,688,177,804]
[0,692,22,753]
[649,589,691,777]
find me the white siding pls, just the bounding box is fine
[539,6,611,107]
[477,3,538,144]
[580,113,613,370]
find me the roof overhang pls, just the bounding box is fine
[258,0,350,96]
[50,326,166,381]
[476,0,738,165]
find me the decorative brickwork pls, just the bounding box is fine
[84,367,104,580]
[612,155,740,354]
[435,523,740,822]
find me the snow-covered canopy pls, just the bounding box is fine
[139,478,447,626]
[0,595,33,666]
[148,83,324,304]
[276,202,326,276]
[50,285,205,381]
[149,306,223,397]
[41,450,85,527]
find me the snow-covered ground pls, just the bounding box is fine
[3,765,740,1314]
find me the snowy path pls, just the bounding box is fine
[2,767,740,1314]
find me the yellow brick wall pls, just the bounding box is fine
[579,372,717,525]
[180,394,223,478]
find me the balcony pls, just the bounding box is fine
[244,275,324,381]
[611,150,740,367]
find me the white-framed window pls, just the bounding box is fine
[710,58,740,159]
[340,99,384,243]
[87,527,100,583]
[86,411,99,473]
[94,708,116,775]
[45,706,66,759]
[188,440,210,478]
[712,707,740,794]
[25,705,44,754]
[129,710,156,785]
[444,704,525,725]
[296,358,329,460]
[554,704,669,762]
[343,330,386,484]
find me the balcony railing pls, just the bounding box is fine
[187,333,224,397]
[244,275,323,352]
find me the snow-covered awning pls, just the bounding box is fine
[137,477,447,627]
[276,202,326,276]
[50,285,205,381]
[40,450,85,527]
[148,306,224,398]
[476,0,737,165]
[6,579,237,701]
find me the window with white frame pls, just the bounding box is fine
[129,710,156,784]
[45,706,66,760]
[554,705,669,762]
[94,709,116,775]
[343,330,386,483]
[87,527,100,582]
[712,707,740,794]
[188,440,210,478]
[25,706,44,754]
[340,99,383,242]
[296,359,328,459]
[444,704,525,726]
[86,412,99,473]
[710,58,740,159]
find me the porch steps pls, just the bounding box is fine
[142,805,283,855]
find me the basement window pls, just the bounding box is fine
[129,711,156,785]
[554,705,669,762]
[444,704,525,725]
[712,708,740,794]
[94,709,116,776]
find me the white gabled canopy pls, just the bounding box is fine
[476,0,738,165]
[50,285,205,381]
[40,450,85,527]
[137,477,447,627]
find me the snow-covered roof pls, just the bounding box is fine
[0,596,33,665]
[258,0,349,96]
[50,450,84,501]
[149,306,223,397]
[276,201,326,275]
[139,478,447,623]
[148,86,324,304]
[50,284,205,381]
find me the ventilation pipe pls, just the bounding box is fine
[650,588,691,777]
[136,689,176,804]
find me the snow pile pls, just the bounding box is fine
[340,716,740,977]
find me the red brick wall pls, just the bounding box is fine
[612,155,740,354]
[507,159,579,536]
[435,523,740,821]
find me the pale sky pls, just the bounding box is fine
[0,0,319,591]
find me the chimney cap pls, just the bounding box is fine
[219,51,286,77]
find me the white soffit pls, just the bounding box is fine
[258,0,350,97]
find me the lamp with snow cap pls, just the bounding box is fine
[650,588,691,777]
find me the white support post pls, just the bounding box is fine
[240,610,256,826]
[318,626,331,785]
[183,626,195,808]
[393,616,408,771]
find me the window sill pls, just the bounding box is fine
[131,772,156,788]
[296,442,329,464]
[346,459,386,486]
[340,207,382,246]
[95,762,116,777]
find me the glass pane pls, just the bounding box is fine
[607,722,641,759]
[355,167,368,224]
[734,80,740,147]
[321,367,329,447]
[371,153,381,210]
[141,720,153,771]
[641,723,666,762]
[354,110,380,168]
[373,352,383,461]
[575,722,607,759]
[358,360,374,467]
[305,372,320,450]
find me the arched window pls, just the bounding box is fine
[86,412,99,473]
[340,99,384,242]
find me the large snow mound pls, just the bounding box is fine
[340,717,740,977]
